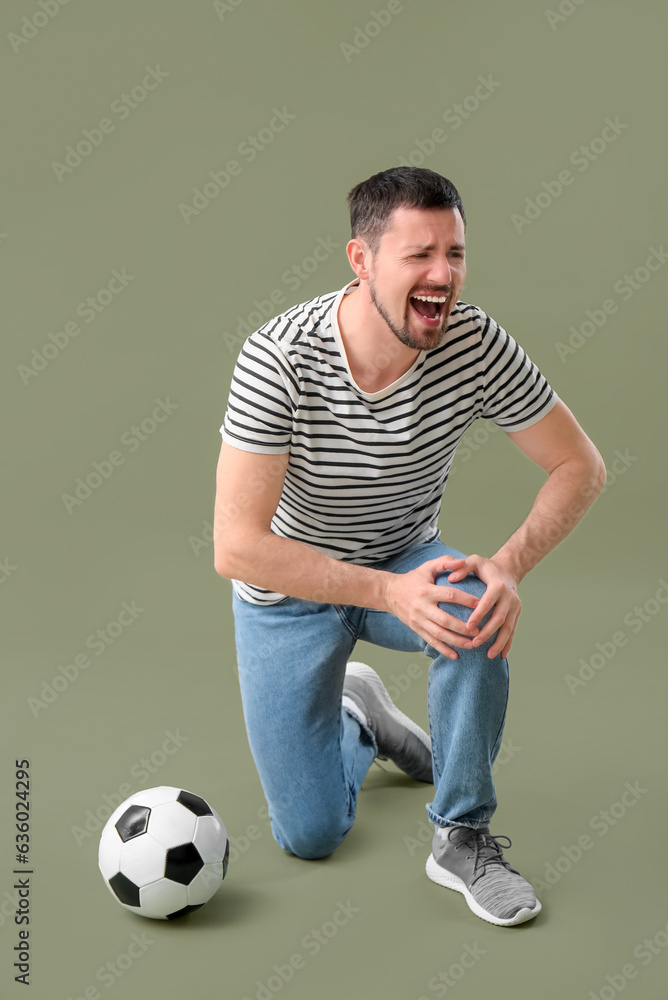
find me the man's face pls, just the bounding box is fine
[364,205,467,351]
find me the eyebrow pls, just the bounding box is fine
[403,242,466,252]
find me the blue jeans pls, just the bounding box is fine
[231,538,509,859]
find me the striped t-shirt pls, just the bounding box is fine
[220,276,559,605]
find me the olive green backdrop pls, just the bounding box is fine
[1,0,666,997]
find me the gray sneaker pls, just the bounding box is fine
[426,824,541,926]
[342,661,433,783]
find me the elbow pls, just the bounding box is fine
[574,448,607,503]
[214,546,238,579]
[214,539,235,579]
[214,533,253,580]
[554,447,607,504]
[596,457,608,493]
[214,523,269,578]
[215,559,232,579]
[213,517,243,578]
[589,448,608,495]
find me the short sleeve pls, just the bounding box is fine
[220,333,295,454]
[480,312,559,432]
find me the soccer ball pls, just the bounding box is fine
[98,786,229,920]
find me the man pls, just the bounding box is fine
[214,166,605,927]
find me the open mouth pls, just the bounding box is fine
[409,294,446,327]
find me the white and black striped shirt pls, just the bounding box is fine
[220,277,559,604]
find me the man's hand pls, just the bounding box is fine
[440,554,521,659]
[383,556,483,660]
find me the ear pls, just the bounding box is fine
[345,238,371,279]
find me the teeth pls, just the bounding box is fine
[412,294,447,303]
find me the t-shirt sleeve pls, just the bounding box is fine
[220,333,295,454]
[479,311,559,431]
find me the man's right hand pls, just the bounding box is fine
[383,556,481,660]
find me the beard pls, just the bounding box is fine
[367,273,452,351]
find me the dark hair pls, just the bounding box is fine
[346,166,466,255]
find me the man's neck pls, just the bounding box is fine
[337,282,420,393]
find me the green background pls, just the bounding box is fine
[1,0,666,997]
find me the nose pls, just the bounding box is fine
[425,256,453,290]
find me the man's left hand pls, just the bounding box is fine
[439,554,521,659]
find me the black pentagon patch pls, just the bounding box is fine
[177,790,212,817]
[222,839,230,879]
[165,843,204,884]
[109,871,141,907]
[166,903,205,920]
[115,805,151,843]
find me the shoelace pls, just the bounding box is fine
[448,828,516,884]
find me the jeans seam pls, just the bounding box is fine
[426,658,443,784]
[343,705,379,758]
[490,658,510,764]
[333,604,360,640]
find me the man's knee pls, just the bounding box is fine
[429,569,507,657]
[275,814,350,860]
[433,569,489,626]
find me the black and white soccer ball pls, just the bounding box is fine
[98,786,229,920]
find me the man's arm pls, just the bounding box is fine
[442,399,607,658]
[213,441,480,658]
[490,398,607,581]
[213,441,390,610]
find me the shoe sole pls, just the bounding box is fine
[425,853,542,927]
[344,661,432,764]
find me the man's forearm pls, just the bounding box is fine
[216,532,394,610]
[491,457,606,583]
